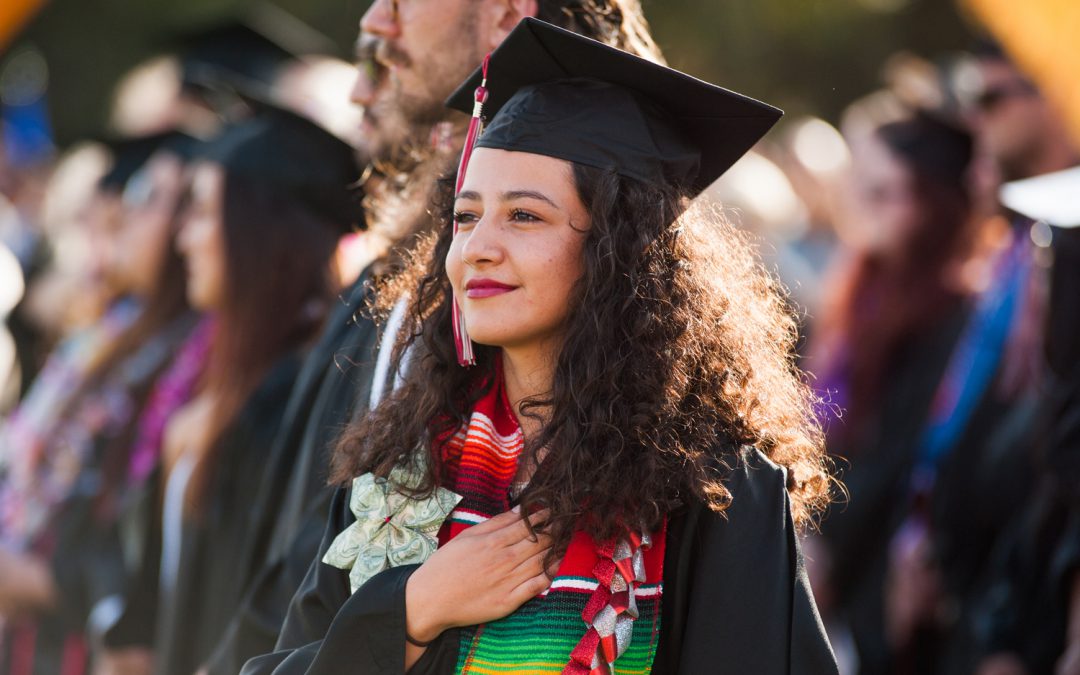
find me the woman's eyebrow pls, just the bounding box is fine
[454,189,560,210]
[501,190,559,209]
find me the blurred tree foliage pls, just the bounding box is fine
[2,0,975,145]
[646,0,975,119]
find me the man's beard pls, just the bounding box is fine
[377,9,484,131]
[362,92,447,181]
[390,81,451,131]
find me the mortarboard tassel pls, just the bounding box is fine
[451,54,491,367]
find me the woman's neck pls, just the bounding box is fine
[501,344,556,439]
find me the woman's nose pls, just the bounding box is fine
[460,218,504,268]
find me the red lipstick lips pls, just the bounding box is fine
[465,278,516,299]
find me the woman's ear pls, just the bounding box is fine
[486,0,539,52]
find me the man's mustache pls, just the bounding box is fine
[374,39,411,69]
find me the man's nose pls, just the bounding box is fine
[360,0,400,40]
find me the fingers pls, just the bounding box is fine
[504,508,551,540]
[459,506,522,536]
[508,569,555,606]
[475,507,520,529]
[510,548,556,579]
[506,528,552,561]
[544,553,562,579]
[523,508,551,533]
[461,505,546,533]
[461,508,552,547]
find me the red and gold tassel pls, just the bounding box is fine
[452,53,491,367]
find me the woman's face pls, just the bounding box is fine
[115,152,186,296]
[83,190,126,294]
[447,148,590,355]
[848,131,921,252]
[177,163,228,311]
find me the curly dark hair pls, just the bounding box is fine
[538,0,665,64]
[333,163,833,554]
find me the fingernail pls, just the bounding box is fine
[512,505,521,513]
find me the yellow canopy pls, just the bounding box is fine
[963,0,1080,146]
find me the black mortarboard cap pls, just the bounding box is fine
[200,105,365,231]
[99,130,199,192]
[446,18,783,195]
[174,6,335,98]
[876,110,973,190]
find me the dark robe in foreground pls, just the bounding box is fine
[104,354,302,675]
[204,274,380,675]
[825,222,1042,675]
[819,307,967,674]
[242,447,838,675]
[976,224,1080,672]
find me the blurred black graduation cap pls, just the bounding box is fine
[171,4,337,103]
[98,130,199,192]
[199,103,365,232]
[446,18,782,195]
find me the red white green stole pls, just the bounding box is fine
[436,370,666,675]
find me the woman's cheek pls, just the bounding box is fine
[445,239,466,296]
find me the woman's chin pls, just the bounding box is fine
[185,288,215,312]
[463,326,523,350]
[465,333,508,349]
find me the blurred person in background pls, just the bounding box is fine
[0,132,193,545]
[825,40,1072,674]
[806,95,978,675]
[960,41,1078,188]
[974,179,1080,675]
[0,45,56,396]
[0,130,201,675]
[99,107,362,675]
[44,138,216,675]
[876,42,1071,673]
[958,39,1080,675]
[168,9,336,128]
[204,3,666,674]
[0,138,121,409]
[12,143,112,361]
[0,240,22,410]
[198,37,393,675]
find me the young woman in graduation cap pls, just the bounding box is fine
[245,19,837,675]
[100,107,364,675]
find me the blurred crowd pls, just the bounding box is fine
[0,2,1078,675]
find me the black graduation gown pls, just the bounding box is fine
[204,275,381,675]
[104,354,302,675]
[974,224,1080,673]
[241,447,838,674]
[824,230,1043,674]
[923,231,1043,675]
[817,308,966,673]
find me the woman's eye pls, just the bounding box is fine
[509,209,540,223]
[453,211,478,228]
